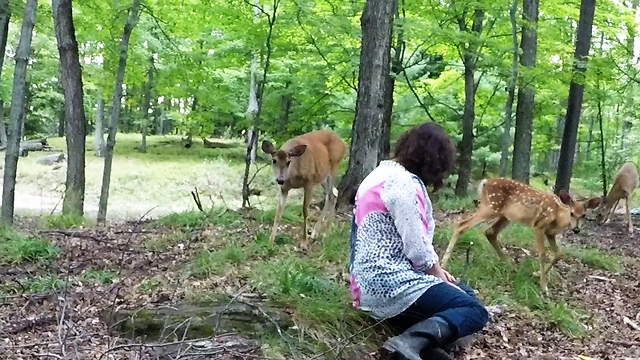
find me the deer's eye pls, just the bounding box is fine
[286,161,291,166]
[272,159,277,164]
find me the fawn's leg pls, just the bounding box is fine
[441,208,494,268]
[269,188,289,244]
[533,229,549,294]
[484,217,511,262]
[624,195,634,234]
[301,185,313,250]
[544,234,563,276]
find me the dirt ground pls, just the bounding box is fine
[1,214,640,359]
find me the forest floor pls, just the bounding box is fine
[1,135,640,359]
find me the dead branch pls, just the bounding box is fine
[191,187,204,212]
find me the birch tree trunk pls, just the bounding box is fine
[1,0,37,224]
[94,94,105,157]
[97,0,142,223]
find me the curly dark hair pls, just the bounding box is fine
[393,121,457,191]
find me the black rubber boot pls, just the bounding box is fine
[378,316,454,360]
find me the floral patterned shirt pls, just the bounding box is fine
[348,160,442,319]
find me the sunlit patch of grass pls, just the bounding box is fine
[155,208,243,229]
[0,227,59,265]
[41,213,91,229]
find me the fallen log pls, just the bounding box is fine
[202,138,236,149]
[36,153,65,165]
[101,295,293,340]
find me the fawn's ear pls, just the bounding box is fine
[288,144,307,157]
[586,196,603,209]
[558,190,573,205]
[261,140,276,155]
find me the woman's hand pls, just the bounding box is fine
[426,263,462,290]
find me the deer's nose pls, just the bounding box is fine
[572,228,580,234]
[276,179,285,185]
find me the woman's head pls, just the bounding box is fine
[393,121,457,191]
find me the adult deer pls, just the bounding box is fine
[440,178,600,294]
[261,130,347,250]
[592,162,639,233]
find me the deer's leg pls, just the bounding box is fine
[485,217,511,262]
[533,229,549,294]
[269,188,289,244]
[441,209,493,268]
[301,185,313,250]
[625,195,634,234]
[311,177,333,239]
[604,199,620,224]
[543,234,563,277]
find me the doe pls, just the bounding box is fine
[592,162,639,234]
[440,178,600,294]
[261,130,347,250]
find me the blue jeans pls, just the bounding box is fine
[385,282,489,340]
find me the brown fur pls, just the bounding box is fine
[440,178,600,294]
[593,162,639,233]
[261,130,347,250]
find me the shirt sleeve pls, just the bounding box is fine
[381,175,439,271]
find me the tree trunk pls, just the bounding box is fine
[336,0,396,209]
[1,0,36,225]
[499,0,518,178]
[139,55,154,153]
[94,95,105,156]
[241,3,278,208]
[511,0,539,184]
[554,0,596,194]
[0,0,10,147]
[380,0,403,161]
[454,9,484,197]
[52,0,87,217]
[97,0,142,224]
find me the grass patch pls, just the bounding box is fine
[42,213,91,229]
[188,242,249,278]
[82,269,118,284]
[155,208,243,229]
[564,245,621,273]
[0,227,59,264]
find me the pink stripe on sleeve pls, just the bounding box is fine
[354,182,386,226]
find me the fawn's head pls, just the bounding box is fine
[261,140,307,186]
[557,191,601,233]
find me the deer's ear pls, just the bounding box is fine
[586,196,603,209]
[261,140,275,155]
[288,144,307,157]
[558,190,573,205]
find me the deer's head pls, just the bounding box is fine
[261,140,307,186]
[558,191,601,233]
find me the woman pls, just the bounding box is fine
[348,122,489,360]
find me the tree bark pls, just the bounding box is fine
[139,55,154,153]
[241,2,278,208]
[52,0,87,217]
[454,9,484,197]
[1,0,36,225]
[336,0,396,208]
[97,0,142,223]
[499,0,518,177]
[94,94,105,157]
[554,0,596,194]
[0,0,10,147]
[511,0,539,184]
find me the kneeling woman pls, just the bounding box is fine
[348,122,489,360]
